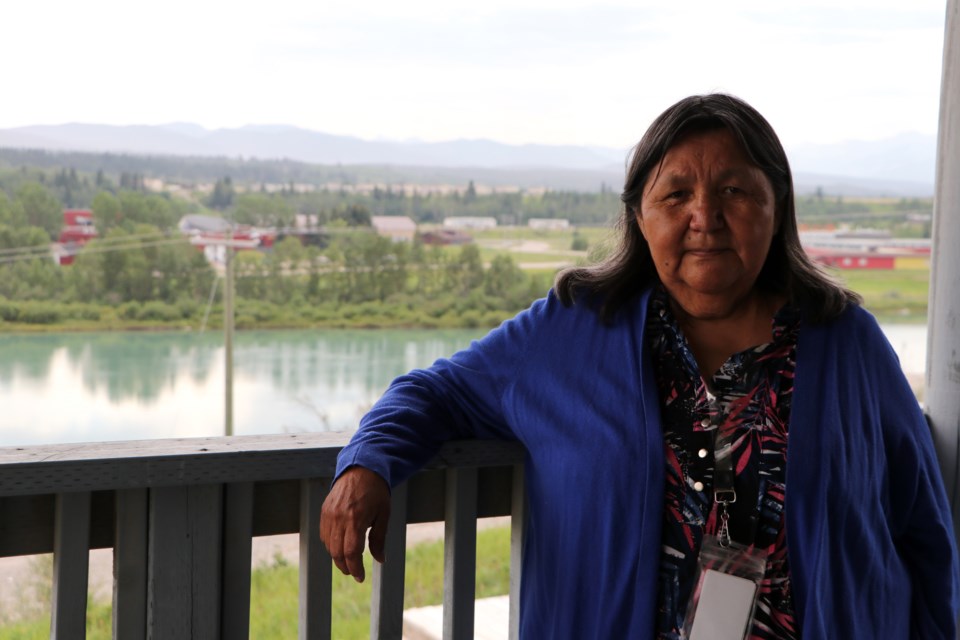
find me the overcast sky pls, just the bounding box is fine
[3,0,948,149]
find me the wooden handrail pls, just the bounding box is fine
[0,434,527,639]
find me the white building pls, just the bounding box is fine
[528,218,570,230]
[443,216,498,230]
[371,216,417,242]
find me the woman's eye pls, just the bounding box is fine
[722,186,743,195]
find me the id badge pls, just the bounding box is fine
[681,535,766,640]
[687,570,757,640]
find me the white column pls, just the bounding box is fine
[927,0,960,533]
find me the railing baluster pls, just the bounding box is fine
[114,488,148,640]
[222,482,254,639]
[189,484,224,639]
[147,484,223,639]
[147,486,191,637]
[509,464,526,640]
[0,437,525,640]
[443,467,478,639]
[370,481,408,639]
[51,491,91,640]
[299,478,331,640]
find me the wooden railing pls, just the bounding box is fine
[0,433,527,639]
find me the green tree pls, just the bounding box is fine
[0,191,26,227]
[0,224,49,251]
[16,183,62,239]
[208,177,235,210]
[233,193,294,228]
[452,244,484,295]
[484,254,524,298]
[91,191,122,233]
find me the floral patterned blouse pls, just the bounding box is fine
[648,288,800,639]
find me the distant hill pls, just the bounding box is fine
[0,123,936,197]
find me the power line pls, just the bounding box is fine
[0,236,192,265]
[0,229,174,256]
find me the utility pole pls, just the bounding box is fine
[224,229,235,437]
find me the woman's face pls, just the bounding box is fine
[637,127,778,318]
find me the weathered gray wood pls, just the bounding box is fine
[0,492,114,558]
[443,467,478,640]
[0,436,523,498]
[299,478,331,640]
[928,0,960,539]
[0,439,528,640]
[147,484,223,639]
[148,486,192,638]
[190,485,223,639]
[406,466,517,524]
[114,489,148,640]
[509,464,526,640]
[0,465,520,558]
[370,482,408,640]
[51,491,91,640]
[221,482,254,639]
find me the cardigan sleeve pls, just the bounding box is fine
[882,370,960,637]
[791,307,959,639]
[333,293,555,488]
[866,317,959,637]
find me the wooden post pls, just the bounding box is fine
[370,482,408,639]
[147,485,223,639]
[509,464,526,640]
[51,492,91,639]
[927,0,960,537]
[221,482,254,639]
[299,478,332,640]
[114,489,149,640]
[443,467,478,639]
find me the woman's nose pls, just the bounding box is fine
[689,192,723,231]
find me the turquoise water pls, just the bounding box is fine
[0,324,926,447]
[0,329,484,446]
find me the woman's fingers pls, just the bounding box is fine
[320,466,391,583]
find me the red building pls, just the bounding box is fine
[57,209,97,265]
[804,247,896,269]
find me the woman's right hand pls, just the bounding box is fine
[319,466,392,583]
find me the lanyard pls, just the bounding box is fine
[713,432,736,548]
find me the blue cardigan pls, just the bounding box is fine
[336,289,959,638]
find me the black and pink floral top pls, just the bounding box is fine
[648,287,800,640]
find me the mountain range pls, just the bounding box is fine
[0,123,937,197]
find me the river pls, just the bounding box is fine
[0,324,927,447]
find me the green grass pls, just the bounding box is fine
[834,268,930,322]
[0,525,512,640]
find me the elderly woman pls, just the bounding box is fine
[320,94,959,638]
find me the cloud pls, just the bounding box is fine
[0,0,949,146]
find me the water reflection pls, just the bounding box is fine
[0,329,482,446]
[0,324,926,448]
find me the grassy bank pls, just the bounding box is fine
[834,268,930,323]
[0,261,931,334]
[0,526,511,639]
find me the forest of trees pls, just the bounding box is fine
[0,166,553,329]
[0,149,934,330]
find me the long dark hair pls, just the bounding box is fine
[555,93,860,323]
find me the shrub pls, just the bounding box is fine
[19,303,62,325]
[137,301,181,322]
[0,300,19,322]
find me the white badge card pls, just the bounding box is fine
[687,570,757,640]
[680,535,767,640]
